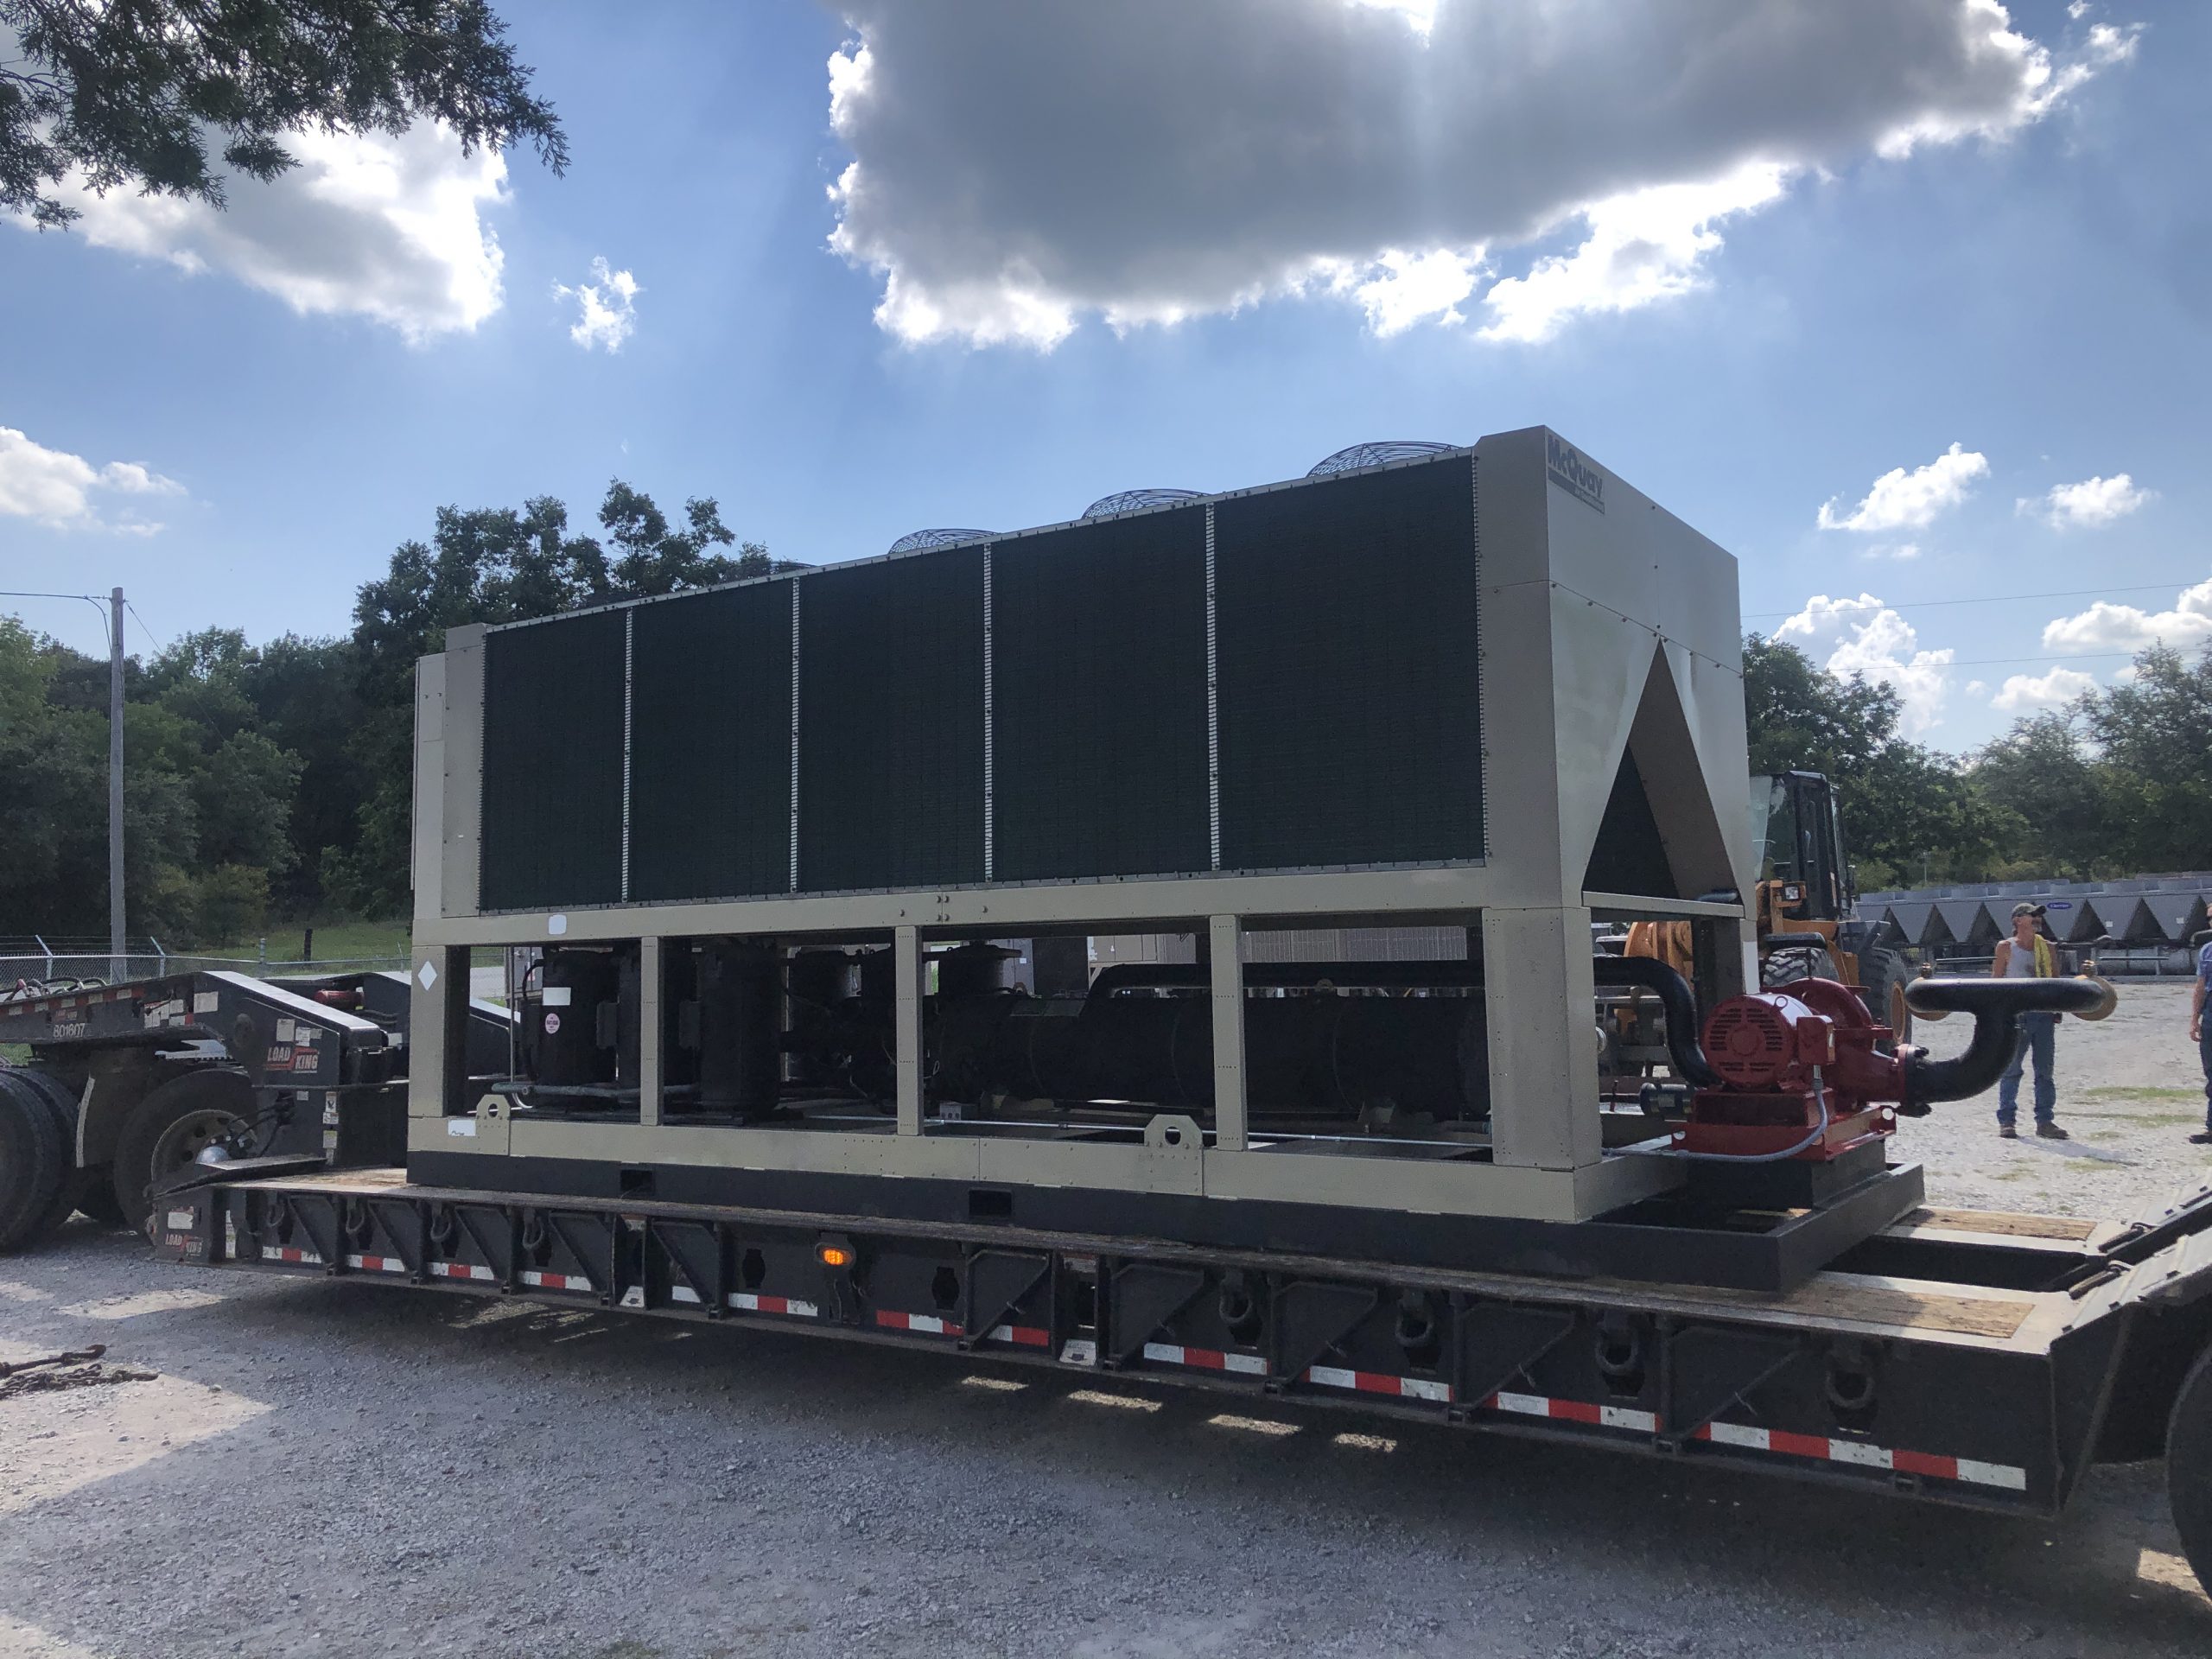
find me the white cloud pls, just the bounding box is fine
[0,426,182,533]
[1477,163,1792,344]
[1351,248,1483,335]
[1965,678,1989,696]
[2041,575,2212,654]
[554,257,641,353]
[1816,442,1989,532]
[1859,542,1923,562]
[823,1,2131,349]
[23,124,507,343]
[1777,591,1956,734]
[1993,665,2097,712]
[2017,473,2154,529]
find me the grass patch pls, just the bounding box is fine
[2063,1159,2124,1174]
[197,918,410,963]
[2081,1086,2200,1103]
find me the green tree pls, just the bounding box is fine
[1741,635,1999,882]
[1967,711,2110,879]
[2080,645,2212,873]
[3,0,563,230]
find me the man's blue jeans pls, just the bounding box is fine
[1998,1011,2058,1127]
[2200,1020,2212,1133]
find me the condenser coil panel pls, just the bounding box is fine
[798,547,988,893]
[991,508,1211,881]
[479,607,627,912]
[1215,455,1483,870]
[627,579,795,903]
[471,450,1485,913]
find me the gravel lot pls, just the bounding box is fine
[3,981,2209,1659]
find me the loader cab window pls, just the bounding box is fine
[1755,772,1847,921]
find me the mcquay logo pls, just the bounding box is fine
[1546,433,1605,512]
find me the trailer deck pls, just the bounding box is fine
[153,1163,2212,1540]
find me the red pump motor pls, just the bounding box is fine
[1684,978,1910,1161]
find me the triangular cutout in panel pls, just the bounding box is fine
[1580,646,1737,899]
[1583,748,1675,898]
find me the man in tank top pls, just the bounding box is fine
[1991,902,2068,1141]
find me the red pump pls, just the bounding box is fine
[1682,978,1907,1162]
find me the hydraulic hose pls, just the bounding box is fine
[1900,977,2106,1108]
[1592,957,1723,1090]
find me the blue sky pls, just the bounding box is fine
[3,0,2206,750]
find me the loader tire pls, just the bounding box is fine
[2167,1337,2212,1599]
[1857,946,1915,1051]
[0,1070,70,1253]
[111,1069,255,1233]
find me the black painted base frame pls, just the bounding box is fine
[408,1148,1927,1294]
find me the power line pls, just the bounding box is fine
[1743,578,2205,621]
[124,599,165,654]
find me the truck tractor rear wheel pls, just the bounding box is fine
[111,1069,255,1233]
[0,1070,70,1252]
[9,1067,91,1242]
[2170,1336,2212,1597]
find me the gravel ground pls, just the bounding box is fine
[2,981,2209,1659]
[1898,978,2212,1219]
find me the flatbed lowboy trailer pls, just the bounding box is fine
[136,430,2212,1590]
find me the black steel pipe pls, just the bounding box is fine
[1592,957,1723,1090]
[1900,976,2105,1107]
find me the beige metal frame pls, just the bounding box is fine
[406,426,1754,1225]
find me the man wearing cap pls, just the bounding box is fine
[1991,902,2069,1141]
[2190,931,2211,1147]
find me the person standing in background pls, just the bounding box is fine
[1992,902,2069,1141]
[2191,931,2211,1147]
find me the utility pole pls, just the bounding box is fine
[110,586,125,979]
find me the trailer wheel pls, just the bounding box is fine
[111,1069,255,1232]
[0,1071,70,1253]
[2170,1336,2212,1597]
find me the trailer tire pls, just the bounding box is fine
[0,1071,71,1253]
[2171,1337,2212,1598]
[111,1069,255,1233]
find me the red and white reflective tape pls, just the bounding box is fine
[260,1244,322,1267]
[342,1252,406,1274]
[1485,1390,1657,1433]
[1306,1364,1452,1404]
[1694,1420,2027,1491]
[520,1268,594,1293]
[1142,1341,1268,1376]
[875,1310,962,1337]
[429,1260,496,1282]
[984,1322,1052,1349]
[728,1291,819,1319]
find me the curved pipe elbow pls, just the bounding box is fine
[1592,956,1722,1090]
[1900,977,2106,1107]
